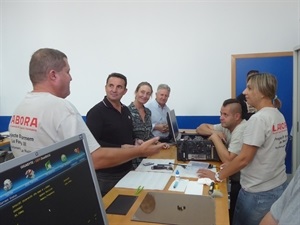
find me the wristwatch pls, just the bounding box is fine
[215,172,223,182]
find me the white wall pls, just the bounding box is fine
[0,0,299,116]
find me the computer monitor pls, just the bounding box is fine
[166,109,180,143]
[0,134,108,225]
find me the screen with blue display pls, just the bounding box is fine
[0,134,108,225]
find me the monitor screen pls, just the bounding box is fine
[0,134,108,225]
[167,109,180,142]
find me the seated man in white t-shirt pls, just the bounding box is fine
[196,98,247,224]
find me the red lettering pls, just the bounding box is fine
[10,115,38,128]
[31,118,38,127]
[24,117,30,126]
[11,115,15,124]
[272,122,287,132]
[19,116,23,125]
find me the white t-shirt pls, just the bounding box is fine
[241,107,288,192]
[213,119,247,155]
[9,92,100,157]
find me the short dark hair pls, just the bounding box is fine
[247,70,259,77]
[222,98,242,115]
[223,98,240,107]
[106,72,127,87]
[29,48,67,85]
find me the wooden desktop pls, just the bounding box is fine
[0,137,10,148]
[0,131,10,148]
[102,145,230,225]
[0,130,229,224]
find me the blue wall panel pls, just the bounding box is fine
[0,116,11,132]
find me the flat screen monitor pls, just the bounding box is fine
[167,109,180,143]
[0,134,108,225]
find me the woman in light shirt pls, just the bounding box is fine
[198,73,288,225]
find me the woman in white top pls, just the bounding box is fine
[198,73,288,225]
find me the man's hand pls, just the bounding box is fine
[121,139,145,148]
[162,143,170,149]
[197,168,216,181]
[209,132,227,144]
[155,123,169,133]
[135,139,144,146]
[139,137,165,157]
[220,162,228,170]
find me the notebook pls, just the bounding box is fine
[132,192,215,225]
[0,134,109,225]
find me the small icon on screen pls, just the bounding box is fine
[3,179,13,191]
[25,169,35,179]
[45,160,52,170]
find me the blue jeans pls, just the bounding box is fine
[233,181,288,225]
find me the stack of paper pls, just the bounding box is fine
[115,171,171,190]
[172,161,215,178]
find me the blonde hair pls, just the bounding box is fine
[247,73,281,109]
[135,82,153,95]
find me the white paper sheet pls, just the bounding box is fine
[168,179,189,192]
[185,181,204,195]
[172,161,217,178]
[0,131,9,137]
[115,171,171,190]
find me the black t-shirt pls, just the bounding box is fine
[86,96,134,173]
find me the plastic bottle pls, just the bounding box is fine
[175,170,180,181]
[173,170,181,189]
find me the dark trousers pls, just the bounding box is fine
[229,181,241,225]
[96,170,130,197]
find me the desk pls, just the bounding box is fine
[179,129,197,134]
[103,146,230,225]
[0,131,10,148]
[0,138,10,148]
